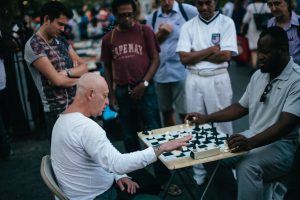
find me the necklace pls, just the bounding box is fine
[36,31,63,70]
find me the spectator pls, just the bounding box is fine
[101,0,178,195]
[267,0,300,65]
[0,29,11,161]
[51,72,192,200]
[186,26,300,200]
[176,0,238,186]
[240,0,270,70]
[24,1,88,138]
[146,0,198,126]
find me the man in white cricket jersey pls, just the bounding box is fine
[176,0,238,185]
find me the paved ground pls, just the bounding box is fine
[0,62,252,200]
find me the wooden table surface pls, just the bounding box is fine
[138,124,247,170]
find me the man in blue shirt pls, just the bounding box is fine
[147,0,198,126]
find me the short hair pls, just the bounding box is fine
[111,0,137,15]
[39,1,73,25]
[259,26,289,50]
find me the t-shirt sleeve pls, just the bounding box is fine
[239,82,251,109]
[82,123,157,175]
[24,39,47,65]
[100,32,113,65]
[220,17,238,55]
[282,80,300,117]
[176,22,192,52]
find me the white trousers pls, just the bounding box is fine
[185,71,234,183]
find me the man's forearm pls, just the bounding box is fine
[248,112,300,149]
[204,51,232,64]
[179,50,213,65]
[143,53,160,81]
[206,103,248,123]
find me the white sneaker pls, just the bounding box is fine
[193,175,206,186]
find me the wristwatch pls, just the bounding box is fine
[143,80,149,87]
[66,69,72,78]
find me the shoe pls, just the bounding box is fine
[193,176,206,186]
[161,184,182,196]
[168,184,182,196]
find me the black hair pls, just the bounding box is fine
[259,26,289,50]
[111,0,137,15]
[39,1,73,25]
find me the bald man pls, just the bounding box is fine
[50,73,191,200]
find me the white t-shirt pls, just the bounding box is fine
[176,12,238,70]
[51,112,157,200]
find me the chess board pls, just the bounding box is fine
[140,124,229,162]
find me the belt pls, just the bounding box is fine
[188,68,227,77]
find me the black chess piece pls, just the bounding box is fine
[194,123,200,131]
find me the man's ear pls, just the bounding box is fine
[43,15,50,25]
[87,89,94,100]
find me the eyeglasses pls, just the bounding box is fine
[260,83,273,103]
[117,12,134,19]
[267,1,282,7]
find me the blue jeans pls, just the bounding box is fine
[115,83,170,184]
[115,83,161,153]
[221,139,298,200]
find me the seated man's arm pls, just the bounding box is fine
[32,57,78,87]
[186,103,249,125]
[244,112,299,149]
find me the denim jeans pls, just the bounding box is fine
[115,83,161,153]
[115,83,170,184]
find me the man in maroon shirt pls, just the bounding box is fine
[101,0,180,195]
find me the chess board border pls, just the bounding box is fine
[138,124,247,170]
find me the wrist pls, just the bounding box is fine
[153,144,162,156]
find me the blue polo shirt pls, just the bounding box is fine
[268,12,300,65]
[147,2,198,83]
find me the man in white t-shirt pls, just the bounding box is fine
[51,73,191,200]
[176,0,238,185]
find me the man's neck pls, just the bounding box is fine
[63,101,90,117]
[276,12,291,28]
[270,57,290,80]
[117,21,135,31]
[37,27,53,43]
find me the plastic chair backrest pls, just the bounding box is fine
[40,155,69,200]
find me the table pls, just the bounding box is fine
[138,124,247,199]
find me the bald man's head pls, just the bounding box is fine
[76,73,108,97]
[75,73,109,117]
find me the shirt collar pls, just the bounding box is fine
[273,57,294,82]
[290,11,300,26]
[158,1,180,16]
[269,11,300,27]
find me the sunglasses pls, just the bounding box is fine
[267,1,282,7]
[260,83,273,103]
[117,12,134,18]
